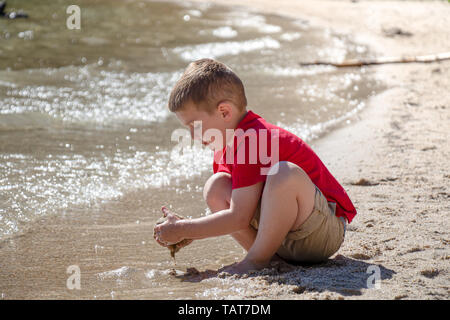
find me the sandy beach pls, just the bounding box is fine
[184,0,450,299]
[0,0,448,300]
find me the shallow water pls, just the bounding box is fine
[0,0,381,299]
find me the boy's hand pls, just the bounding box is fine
[153,206,186,246]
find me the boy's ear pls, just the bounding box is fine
[217,102,233,121]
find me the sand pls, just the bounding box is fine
[185,0,450,299]
[0,0,448,300]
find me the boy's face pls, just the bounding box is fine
[174,101,231,151]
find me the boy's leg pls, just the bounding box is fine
[203,172,257,251]
[243,161,316,268]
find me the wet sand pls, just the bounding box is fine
[1,0,449,299]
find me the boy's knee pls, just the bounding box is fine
[203,172,232,209]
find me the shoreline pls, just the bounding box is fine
[0,0,448,300]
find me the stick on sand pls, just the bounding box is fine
[299,52,450,67]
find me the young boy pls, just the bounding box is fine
[154,58,356,274]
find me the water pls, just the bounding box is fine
[0,0,381,299]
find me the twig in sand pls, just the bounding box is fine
[299,52,450,67]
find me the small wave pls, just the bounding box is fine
[0,140,214,241]
[1,65,181,127]
[98,266,137,280]
[265,65,337,77]
[226,12,282,34]
[280,32,302,42]
[97,266,151,286]
[212,26,238,39]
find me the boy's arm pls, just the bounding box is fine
[179,181,264,240]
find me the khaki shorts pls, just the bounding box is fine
[250,185,346,263]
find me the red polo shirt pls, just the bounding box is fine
[213,110,357,223]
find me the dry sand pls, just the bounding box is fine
[185,0,450,299]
